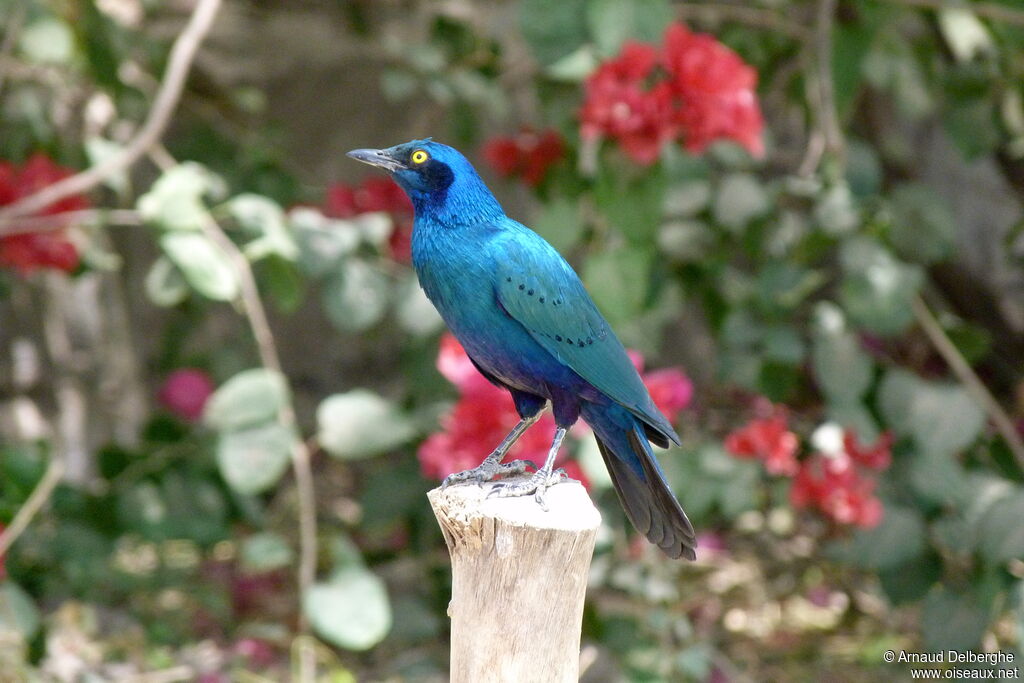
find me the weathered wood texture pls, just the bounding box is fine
[427,478,601,683]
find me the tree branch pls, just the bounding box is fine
[0,0,222,224]
[0,2,27,100]
[799,0,843,176]
[676,2,811,41]
[0,456,65,561]
[882,0,1024,27]
[0,209,143,237]
[198,213,319,683]
[913,295,1024,471]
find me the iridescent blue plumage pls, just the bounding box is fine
[347,139,696,560]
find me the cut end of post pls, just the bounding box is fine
[427,476,601,542]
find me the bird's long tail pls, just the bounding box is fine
[580,402,697,560]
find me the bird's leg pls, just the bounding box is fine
[488,427,569,510]
[440,412,543,489]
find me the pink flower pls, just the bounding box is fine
[724,403,800,476]
[644,368,693,423]
[482,128,566,187]
[233,638,275,668]
[0,154,87,274]
[158,368,215,421]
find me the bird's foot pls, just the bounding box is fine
[486,468,572,511]
[440,458,536,490]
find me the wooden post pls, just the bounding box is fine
[427,476,601,683]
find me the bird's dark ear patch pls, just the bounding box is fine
[423,160,455,192]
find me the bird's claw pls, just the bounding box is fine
[440,458,536,490]
[486,468,571,511]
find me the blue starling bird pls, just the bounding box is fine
[348,139,696,560]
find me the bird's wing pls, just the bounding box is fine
[491,225,680,445]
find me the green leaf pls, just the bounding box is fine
[888,184,957,265]
[144,256,189,307]
[532,198,584,252]
[257,256,304,313]
[518,0,589,65]
[909,450,966,506]
[85,137,128,194]
[395,274,444,337]
[0,581,41,642]
[322,260,390,332]
[228,194,299,262]
[978,491,1024,565]
[813,183,860,235]
[216,421,294,495]
[921,587,990,652]
[877,552,942,604]
[657,219,713,262]
[241,532,295,572]
[878,369,985,458]
[304,567,392,651]
[812,303,872,403]
[138,162,225,231]
[596,171,666,244]
[159,233,239,301]
[117,481,169,540]
[762,325,805,364]
[756,262,824,311]
[825,505,927,570]
[317,390,417,459]
[291,208,361,276]
[663,180,711,217]
[937,8,993,62]
[839,238,922,335]
[712,173,769,232]
[204,368,289,432]
[831,16,878,119]
[583,246,653,325]
[586,0,671,55]
[19,18,75,64]
[545,46,599,82]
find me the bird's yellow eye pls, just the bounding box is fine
[411,149,429,165]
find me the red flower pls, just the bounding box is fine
[420,335,558,480]
[482,128,566,187]
[663,24,764,157]
[580,42,677,165]
[158,368,215,422]
[578,23,764,164]
[724,403,799,476]
[843,429,893,470]
[0,154,86,274]
[790,452,883,528]
[324,176,414,263]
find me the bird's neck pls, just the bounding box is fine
[409,175,504,228]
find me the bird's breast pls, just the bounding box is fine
[410,221,583,396]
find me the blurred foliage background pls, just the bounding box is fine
[1,0,1024,681]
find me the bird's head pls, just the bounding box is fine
[346,139,502,224]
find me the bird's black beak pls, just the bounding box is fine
[346,148,405,172]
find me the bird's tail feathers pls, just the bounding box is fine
[582,404,696,560]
